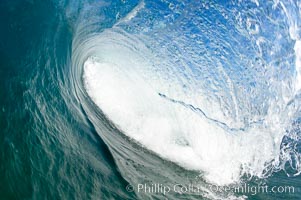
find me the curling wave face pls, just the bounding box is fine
[77,0,301,187]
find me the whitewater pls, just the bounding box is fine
[80,0,301,189]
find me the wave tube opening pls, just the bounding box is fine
[77,0,301,187]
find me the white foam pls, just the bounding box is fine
[118,0,145,23]
[83,34,285,185]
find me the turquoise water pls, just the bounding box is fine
[1,0,301,199]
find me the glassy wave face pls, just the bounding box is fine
[80,0,301,187]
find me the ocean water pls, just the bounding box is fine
[1,0,301,199]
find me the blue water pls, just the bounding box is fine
[1,0,301,199]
